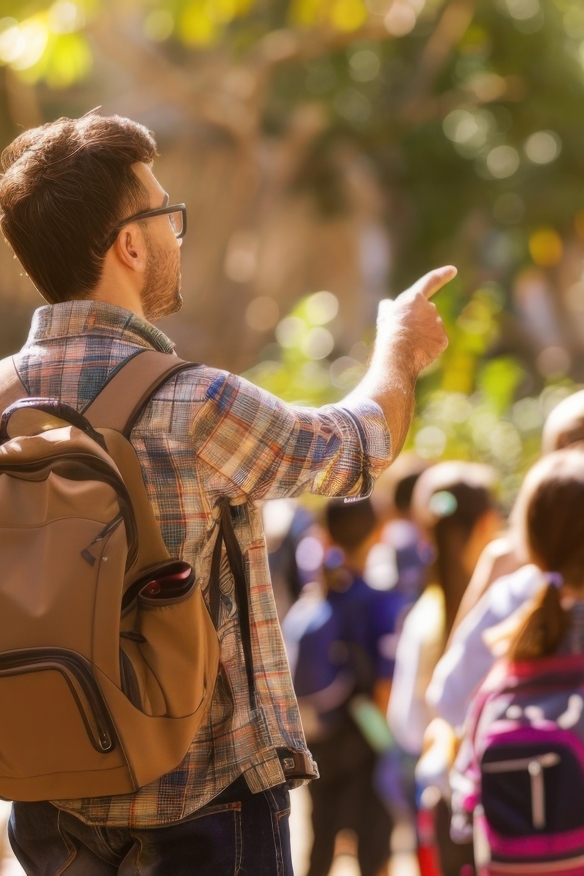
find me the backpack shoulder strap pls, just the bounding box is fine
[0,356,27,411]
[83,349,198,435]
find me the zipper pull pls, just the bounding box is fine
[81,514,124,565]
[90,513,124,545]
[529,760,545,828]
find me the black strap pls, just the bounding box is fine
[209,502,257,712]
[209,521,223,629]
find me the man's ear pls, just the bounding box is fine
[112,224,148,274]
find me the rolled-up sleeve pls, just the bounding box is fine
[190,371,391,501]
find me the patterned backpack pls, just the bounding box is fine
[452,653,584,876]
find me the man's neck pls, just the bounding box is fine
[90,256,145,319]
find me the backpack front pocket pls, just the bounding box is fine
[120,562,212,718]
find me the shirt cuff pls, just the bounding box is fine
[327,396,391,498]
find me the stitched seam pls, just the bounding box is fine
[54,810,78,876]
[129,832,144,876]
[176,801,242,823]
[266,788,286,876]
[234,807,242,875]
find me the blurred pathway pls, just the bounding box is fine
[291,785,420,876]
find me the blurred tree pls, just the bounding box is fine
[1,0,584,495]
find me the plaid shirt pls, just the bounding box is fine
[12,300,391,828]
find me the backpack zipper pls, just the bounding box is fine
[0,648,115,753]
[483,752,560,828]
[81,513,124,566]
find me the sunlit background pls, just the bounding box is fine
[1,0,584,872]
[2,0,584,507]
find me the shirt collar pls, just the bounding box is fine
[25,300,175,354]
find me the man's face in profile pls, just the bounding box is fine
[132,163,183,323]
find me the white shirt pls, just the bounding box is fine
[426,564,542,731]
[388,585,445,755]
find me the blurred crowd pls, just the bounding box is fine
[264,385,584,876]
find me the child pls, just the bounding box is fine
[388,461,500,876]
[284,497,407,876]
[452,448,584,875]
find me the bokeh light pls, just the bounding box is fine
[384,2,417,36]
[443,109,494,153]
[330,356,366,390]
[0,20,23,64]
[415,426,447,459]
[305,291,339,325]
[512,397,543,432]
[349,48,380,82]
[503,0,541,21]
[524,131,561,164]
[48,1,85,33]
[489,420,522,466]
[528,228,563,266]
[486,145,520,179]
[334,88,372,125]
[276,317,305,348]
[301,327,335,360]
[246,297,280,332]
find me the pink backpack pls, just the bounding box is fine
[452,654,584,875]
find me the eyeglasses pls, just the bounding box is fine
[101,203,187,253]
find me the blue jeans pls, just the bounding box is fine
[8,777,293,875]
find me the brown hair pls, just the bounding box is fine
[325,497,377,553]
[413,461,497,640]
[509,449,584,661]
[0,112,157,303]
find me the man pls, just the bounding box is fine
[0,111,451,875]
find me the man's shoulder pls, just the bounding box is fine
[156,361,227,396]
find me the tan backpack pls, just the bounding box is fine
[0,350,228,801]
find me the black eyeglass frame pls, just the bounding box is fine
[101,203,187,253]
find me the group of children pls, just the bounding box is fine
[275,386,584,876]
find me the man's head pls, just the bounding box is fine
[0,112,183,320]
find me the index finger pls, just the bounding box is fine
[408,265,458,300]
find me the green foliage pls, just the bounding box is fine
[244,284,574,509]
[0,0,95,86]
[244,290,352,406]
[289,0,368,31]
[4,0,584,507]
[0,0,373,85]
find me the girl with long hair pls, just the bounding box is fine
[389,461,501,876]
[452,448,584,875]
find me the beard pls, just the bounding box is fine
[140,233,183,323]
